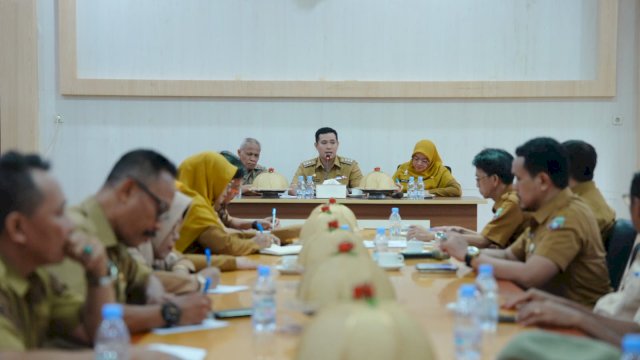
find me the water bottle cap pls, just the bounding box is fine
[101,303,123,319]
[458,284,477,298]
[340,224,350,230]
[418,176,423,181]
[298,175,304,181]
[307,175,313,180]
[478,264,493,276]
[409,177,414,181]
[391,207,399,213]
[257,265,271,277]
[622,334,640,353]
[376,227,385,235]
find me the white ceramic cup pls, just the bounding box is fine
[281,255,299,268]
[377,252,404,266]
[351,188,364,195]
[406,239,424,253]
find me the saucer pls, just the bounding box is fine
[276,265,303,275]
[379,262,404,271]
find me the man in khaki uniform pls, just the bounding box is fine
[441,138,610,307]
[237,138,266,187]
[501,171,640,348]
[563,140,616,242]
[408,148,527,248]
[290,127,363,192]
[48,150,212,334]
[0,152,114,351]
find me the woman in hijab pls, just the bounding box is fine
[175,152,279,257]
[393,140,462,197]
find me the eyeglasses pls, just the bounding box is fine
[131,178,170,219]
[623,194,632,206]
[411,157,429,165]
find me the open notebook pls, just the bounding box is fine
[259,244,302,256]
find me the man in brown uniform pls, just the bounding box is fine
[408,148,527,248]
[289,127,363,193]
[562,140,616,242]
[0,152,114,352]
[441,138,610,307]
[48,150,211,333]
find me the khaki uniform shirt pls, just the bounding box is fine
[291,156,363,188]
[48,197,151,304]
[594,246,640,323]
[509,188,611,307]
[571,181,616,242]
[480,188,528,248]
[243,164,266,185]
[0,257,83,350]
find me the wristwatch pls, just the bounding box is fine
[251,220,259,230]
[464,246,480,267]
[161,301,181,328]
[86,261,118,287]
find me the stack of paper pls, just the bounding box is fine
[152,318,228,335]
[146,344,207,360]
[363,240,407,248]
[259,244,302,256]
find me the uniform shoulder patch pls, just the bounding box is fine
[340,157,354,165]
[548,216,565,230]
[302,159,316,168]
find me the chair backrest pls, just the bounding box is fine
[605,219,637,290]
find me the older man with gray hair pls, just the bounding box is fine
[237,138,267,194]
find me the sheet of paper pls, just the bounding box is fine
[207,285,249,294]
[259,244,302,256]
[152,318,228,335]
[146,344,207,360]
[363,240,407,248]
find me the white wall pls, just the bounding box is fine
[38,0,638,229]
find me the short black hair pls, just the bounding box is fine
[631,172,640,199]
[315,127,338,143]
[219,151,246,180]
[472,148,514,185]
[515,137,569,189]
[0,151,51,233]
[562,140,597,182]
[106,149,177,185]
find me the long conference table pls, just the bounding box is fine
[228,197,487,231]
[136,253,534,359]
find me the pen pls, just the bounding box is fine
[272,208,276,229]
[202,277,212,294]
[256,222,264,233]
[205,248,211,268]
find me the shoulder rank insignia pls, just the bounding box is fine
[302,159,316,168]
[340,157,354,165]
[493,207,504,219]
[548,216,565,230]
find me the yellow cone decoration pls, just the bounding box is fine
[359,167,396,190]
[252,168,289,191]
[299,199,359,242]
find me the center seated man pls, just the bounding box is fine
[441,137,611,307]
[289,127,363,194]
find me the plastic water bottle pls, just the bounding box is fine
[389,207,402,240]
[296,176,306,199]
[374,227,388,253]
[622,334,640,360]
[252,265,277,332]
[454,284,482,360]
[407,177,416,199]
[475,264,498,333]
[95,303,130,360]
[306,175,315,199]
[416,176,425,199]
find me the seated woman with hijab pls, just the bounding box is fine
[175,152,280,257]
[392,139,462,197]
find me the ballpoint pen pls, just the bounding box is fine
[272,208,277,229]
[205,248,211,268]
[202,277,212,293]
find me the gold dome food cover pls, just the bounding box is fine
[299,199,359,241]
[251,168,289,191]
[296,284,434,360]
[359,167,397,190]
[298,239,395,311]
[297,223,368,271]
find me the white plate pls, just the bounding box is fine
[276,265,303,275]
[379,263,404,271]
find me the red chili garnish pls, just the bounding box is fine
[338,241,354,253]
[329,198,337,204]
[328,220,340,230]
[353,283,374,300]
[374,167,381,172]
[321,205,331,213]
[268,168,274,173]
